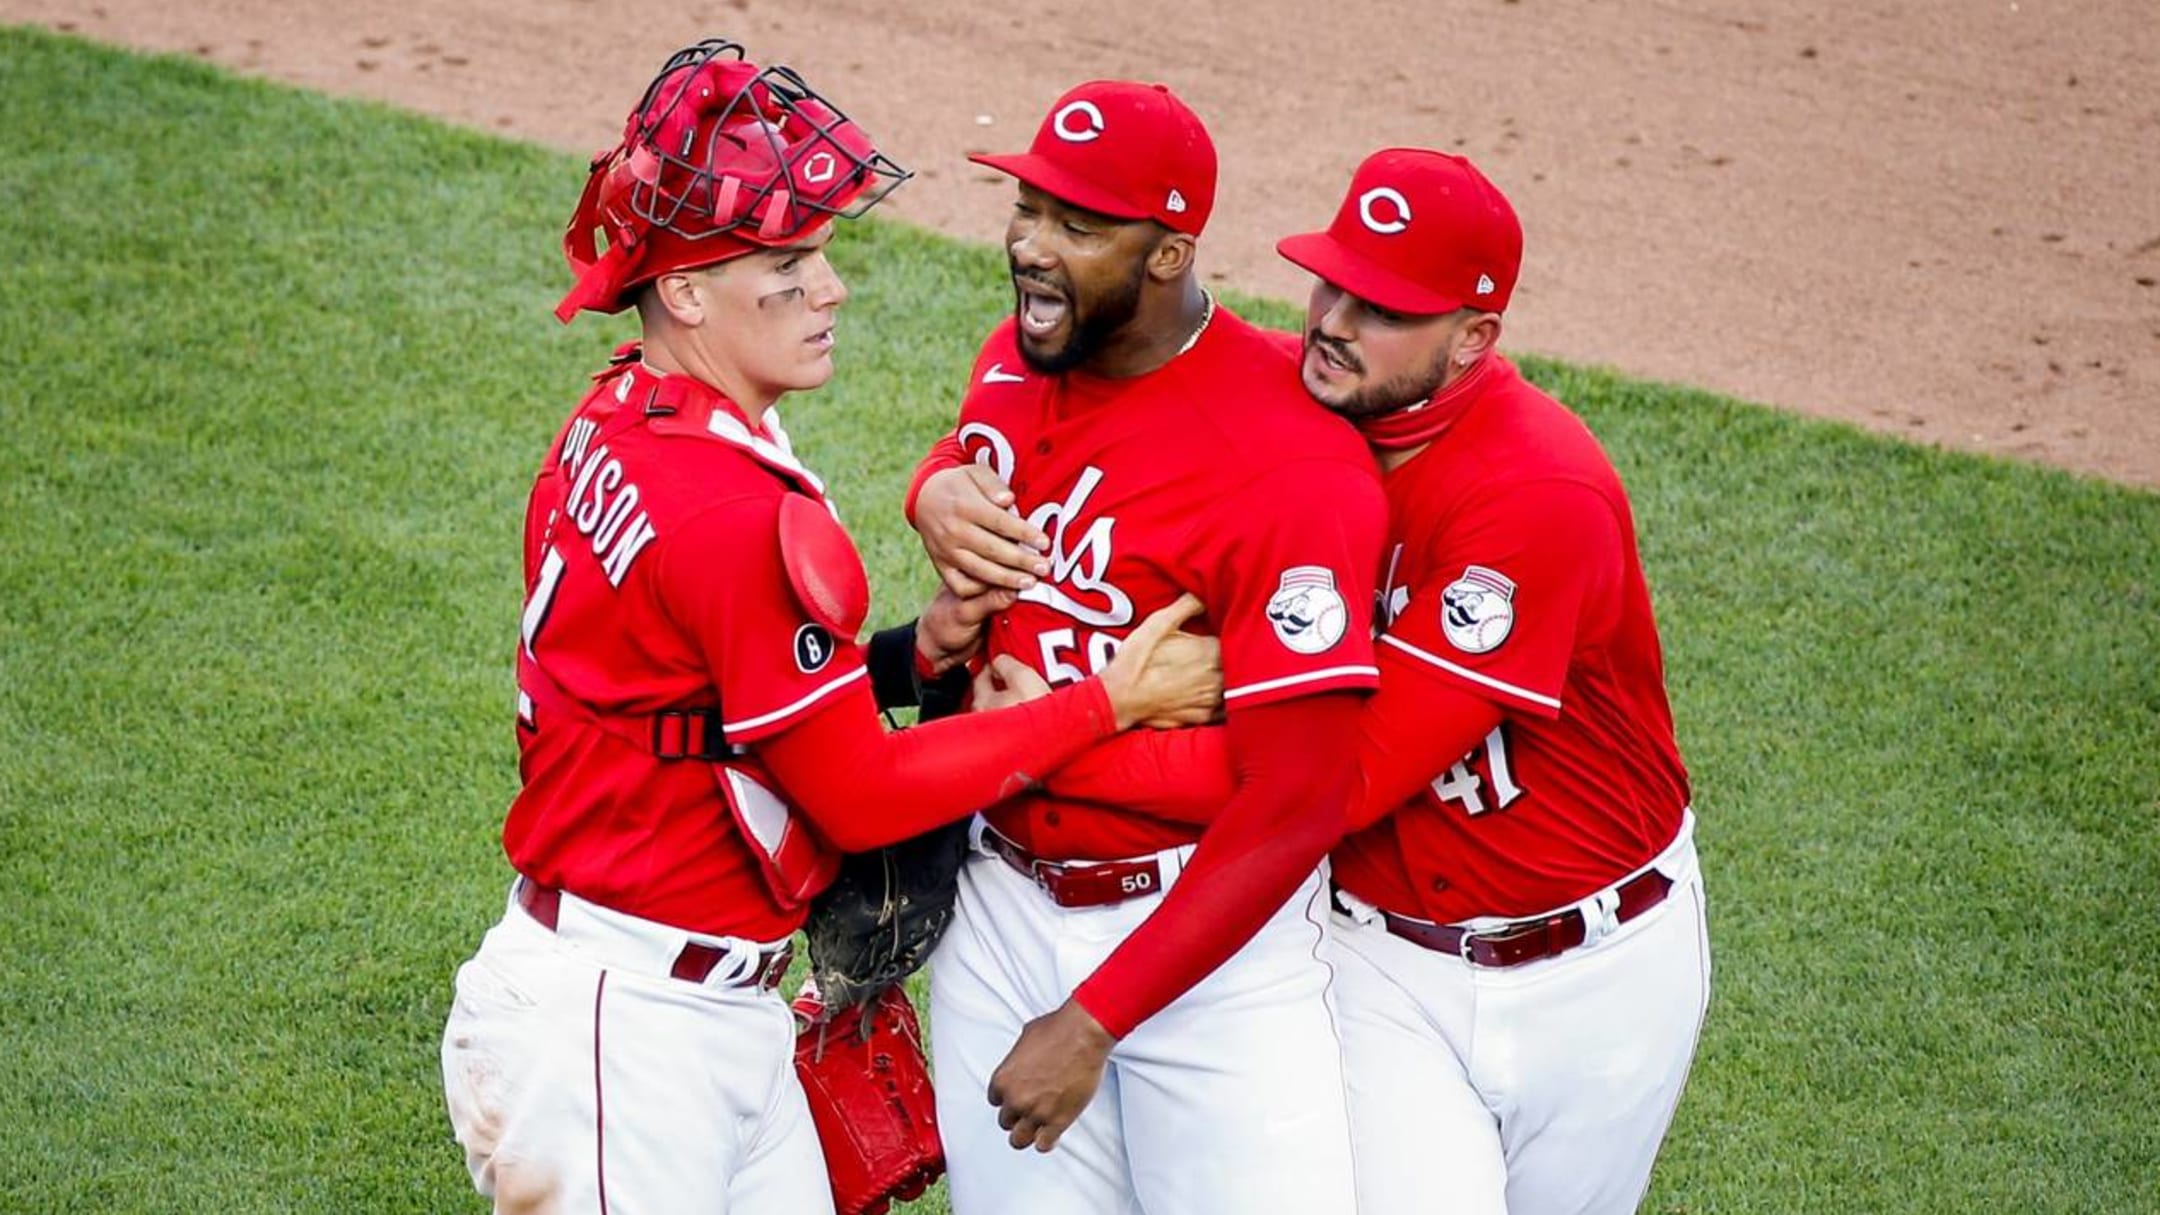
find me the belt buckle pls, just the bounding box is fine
[1459,916,1550,968]
[1028,858,1062,896]
[1456,927,1483,964]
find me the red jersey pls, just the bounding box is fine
[1333,355,1691,921]
[952,309,1386,860]
[504,353,867,941]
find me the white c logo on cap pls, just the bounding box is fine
[803,151,837,184]
[1053,100,1106,143]
[1358,187,1412,235]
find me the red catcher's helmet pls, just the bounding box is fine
[555,39,911,322]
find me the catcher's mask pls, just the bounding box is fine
[555,38,911,322]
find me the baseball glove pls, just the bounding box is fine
[801,817,971,1014]
[801,645,974,1014]
[793,983,944,1215]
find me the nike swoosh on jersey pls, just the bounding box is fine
[981,362,1027,384]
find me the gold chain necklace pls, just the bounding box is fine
[1175,290,1216,357]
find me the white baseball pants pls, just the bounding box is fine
[439,886,831,1215]
[1331,819,1712,1215]
[929,835,1358,1215]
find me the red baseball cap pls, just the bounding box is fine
[1277,148,1522,315]
[970,80,1216,235]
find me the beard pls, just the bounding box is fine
[1304,331,1453,421]
[1014,256,1148,375]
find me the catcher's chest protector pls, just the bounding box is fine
[793,986,945,1215]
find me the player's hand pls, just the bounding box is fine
[986,999,1115,1153]
[1098,594,1222,730]
[1135,630,1224,728]
[972,654,1053,711]
[915,465,1050,597]
[915,586,1015,674]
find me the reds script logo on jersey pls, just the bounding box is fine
[958,422,1135,629]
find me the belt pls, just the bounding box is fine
[515,879,793,991]
[982,828,1166,909]
[1356,868,1675,969]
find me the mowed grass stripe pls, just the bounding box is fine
[2,24,2155,1214]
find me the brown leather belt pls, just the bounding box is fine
[983,828,1166,909]
[515,879,793,990]
[1350,868,1675,969]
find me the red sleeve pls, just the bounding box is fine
[1045,645,1500,836]
[1380,480,1622,719]
[1044,728,1233,824]
[902,429,968,525]
[1071,693,1359,1039]
[655,494,871,743]
[1184,460,1387,707]
[1342,644,1505,831]
[755,677,1117,852]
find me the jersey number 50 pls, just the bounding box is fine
[1037,626,1120,686]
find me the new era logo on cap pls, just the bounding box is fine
[969,80,1217,236]
[1277,148,1524,316]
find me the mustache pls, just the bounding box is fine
[1010,264,1069,299]
[1307,331,1363,374]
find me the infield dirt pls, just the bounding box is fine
[11,0,2156,487]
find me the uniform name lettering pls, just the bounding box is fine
[561,434,658,588]
[560,416,600,474]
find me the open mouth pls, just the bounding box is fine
[808,325,835,352]
[1309,337,1360,378]
[1015,276,1070,339]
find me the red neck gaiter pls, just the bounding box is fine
[1352,352,1500,450]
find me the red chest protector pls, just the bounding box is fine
[519,347,870,913]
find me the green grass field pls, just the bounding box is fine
[3,25,2156,1213]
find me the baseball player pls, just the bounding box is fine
[931,148,1712,1215]
[905,81,1388,1215]
[435,42,1218,1215]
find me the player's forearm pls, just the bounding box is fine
[1042,727,1234,825]
[864,619,976,713]
[759,680,1115,852]
[1045,664,1500,835]
[902,430,967,525]
[1342,656,1507,832]
[1070,695,1359,1039]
